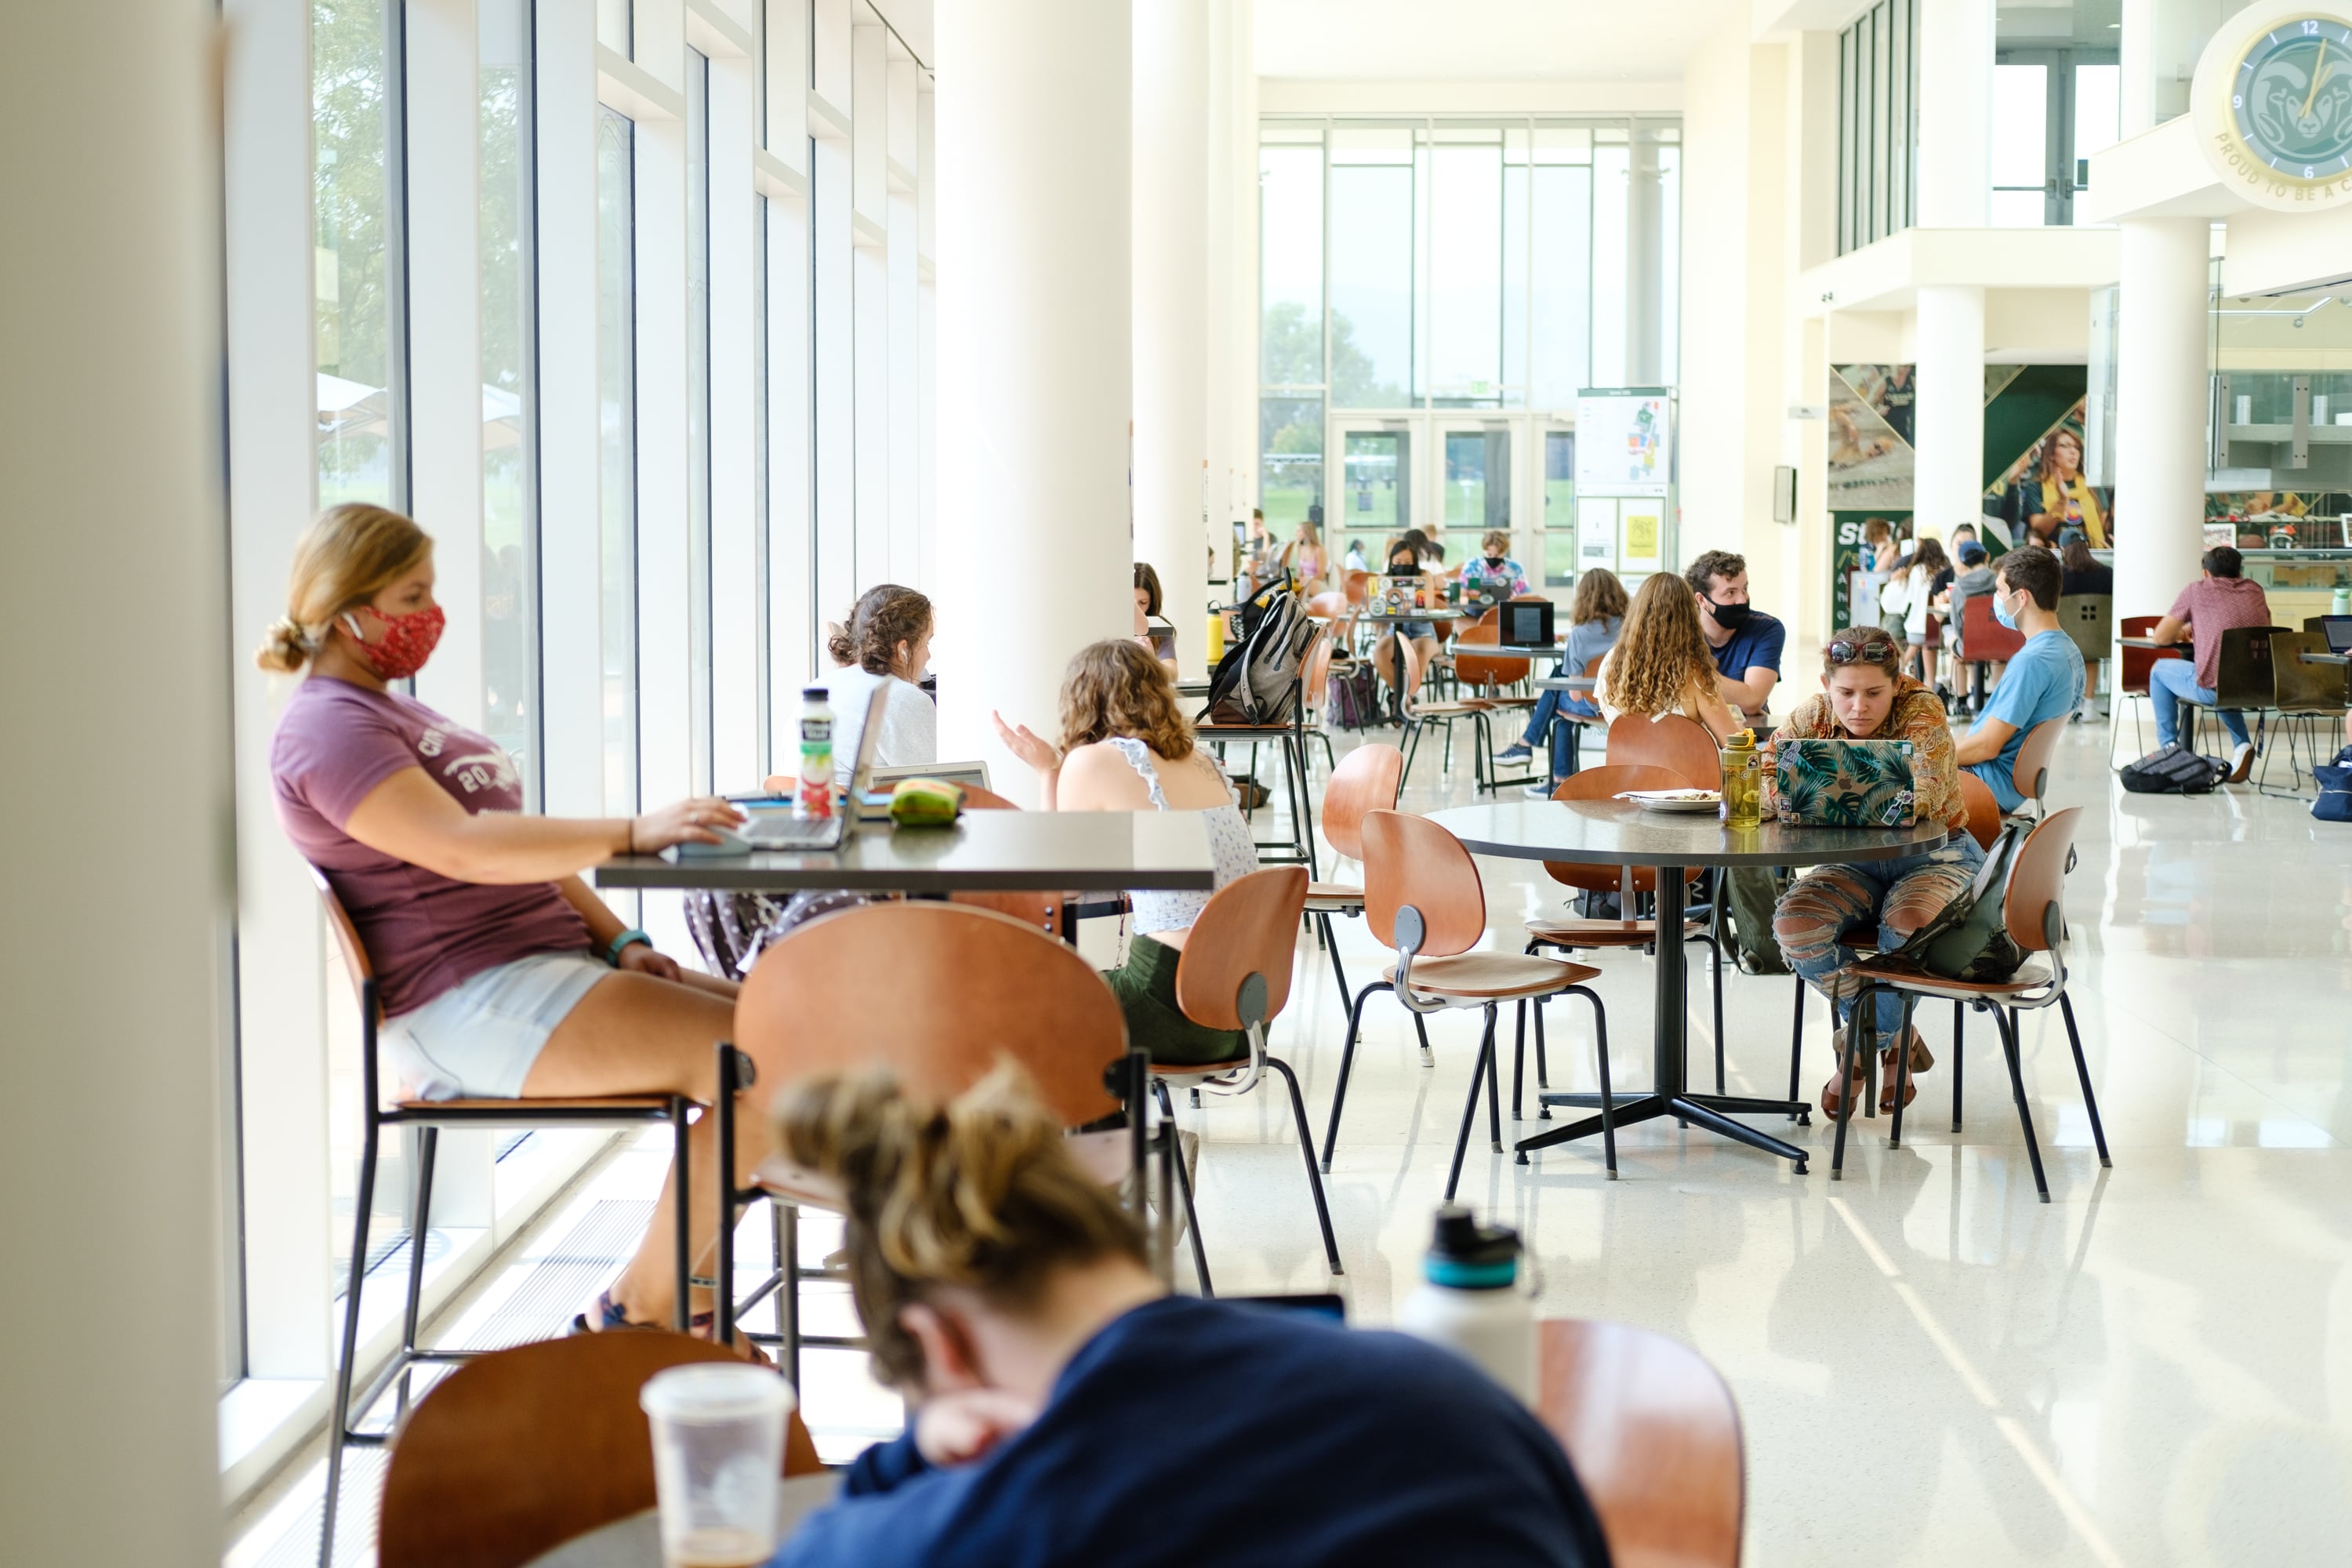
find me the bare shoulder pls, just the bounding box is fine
[1158,746,1236,808]
[1058,742,1153,810]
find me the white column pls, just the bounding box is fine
[2,3,227,1563]
[1135,0,1210,677]
[1229,0,1261,525]
[1914,0,1991,229]
[1203,0,1236,587]
[2120,0,2158,138]
[934,0,1133,793]
[2113,216,2212,619]
[1914,285,1987,539]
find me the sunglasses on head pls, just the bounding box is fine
[1825,632,1900,666]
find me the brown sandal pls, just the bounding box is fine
[1877,1029,1932,1113]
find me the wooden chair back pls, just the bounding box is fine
[1396,634,1432,712]
[1174,867,1308,1031]
[311,867,376,1015]
[1360,808,1486,957]
[1539,765,1703,895]
[1322,742,1405,862]
[2009,714,2067,809]
[1450,608,1532,692]
[2117,613,2177,698]
[1301,626,1336,716]
[1961,594,2027,664]
[1604,712,1722,790]
[1343,568,1371,608]
[377,1333,822,1568]
[2212,624,2283,712]
[1537,1319,1744,1568]
[947,789,1061,935]
[2002,807,2082,953]
[735,902,1125,1126]
[1957,771,2003,850]
[2273,630,2352,713]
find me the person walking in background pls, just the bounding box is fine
[1595,571,1739,740]
[2147,545,2273,779]
[1686,550,1784,720]
[1938,539,1999,714]
[1496,567,1628,793]
[1954,546,2082,808]
[1343,537,1369,573]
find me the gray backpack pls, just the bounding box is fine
[1875,825,2031,982]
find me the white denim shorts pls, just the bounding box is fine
[383,951,609,1101]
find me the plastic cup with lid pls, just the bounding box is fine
[640,1363,797,1568]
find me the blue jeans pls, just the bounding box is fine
[1773,833,1985,1040]
[2149,657,2251,750]
[1520,688,1600,778]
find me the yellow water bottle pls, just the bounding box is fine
[1719,728,1762,829]
[1206,610,1225,664]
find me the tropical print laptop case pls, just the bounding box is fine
[1772,739,1918,828]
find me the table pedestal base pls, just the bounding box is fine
[1515,1091,1812,1173]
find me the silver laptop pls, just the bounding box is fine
[743,685,889,851]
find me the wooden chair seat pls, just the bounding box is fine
[392,1094,677,1115]
[1384,952,1602,1000]
[1841,956,2053,1000]
[1305,880,1365,909]
[1414,699,1494,717]
[1523,916,1707,949]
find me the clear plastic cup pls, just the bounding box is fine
[640,1364,797,1568]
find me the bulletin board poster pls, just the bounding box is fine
[1619,506,1664,575]
[1575,391,1672,495]
[1578,497,1619,570]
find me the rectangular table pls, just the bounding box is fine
[594,809,1217,895]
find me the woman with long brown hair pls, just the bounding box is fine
[1593,570,1738,739]
[991,641,1260,1063]
[768,1068,1610,1568]
[2021,427,2106,549]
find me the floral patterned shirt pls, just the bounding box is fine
[1457,556,1529,601]
[1767,676,1966,832]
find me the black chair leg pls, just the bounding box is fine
[1994,1007,2051,1202]
[1320,982,1389,1173]
[1517,985,1615,1177]
[393,1127,438,1423]
[1888,996,1919,1146]
[318,1117,382,1568]
[779,1200,802,1388]
[1155,1080,1214,1294]
[1446,1010,1498,1202]
[2058,992,2111,1167]
[1319,912,1354,1019]
[1512,1000,1526,1122]
[1831,987,1871,1181]
[1533,993,1552,1098]
[671,1099,693,1331]
[1788,974,1806,1121]
[1485,1004,1504,1152]
[1413,1010,1434,1066]
[1268,1056,1344,1275]
[1951,1000,1966,1133]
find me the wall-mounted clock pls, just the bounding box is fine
[2197,4,2352,208]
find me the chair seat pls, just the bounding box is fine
[392,1094,677,1115]
[1305,881,1364,909]
[1524,916,1706,948]
[1385,952,1602,1000]
[1411,700,1492,718]
[1838,956,2053,1000]
[1472,695,1539,710]
[1149,1057,1253,1083]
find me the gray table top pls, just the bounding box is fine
[1537,676,1597,692]
[526,1474,840,1568]
[1428,797,1951,869]
[2299,650,2350,666]
[1359,608,1468,622]
[1488,644,1567,659]
[594,809,1217,893]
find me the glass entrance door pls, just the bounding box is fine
[1339,425,1411,538]
[1436,421,1511,550]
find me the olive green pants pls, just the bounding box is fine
[1103,933,1248,1067]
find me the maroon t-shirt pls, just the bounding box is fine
[2168,575,2272,691]
[271,676,592,1017]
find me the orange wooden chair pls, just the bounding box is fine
[2111,612,2187,755]
[1302,742,1406,1016]
[1396,635,1495,790]
[376,1333,822,1568]
[1835,808,2107,1201]
[1150,866,1341,1290]
[1320,810,1617,1190]
[1602,710,1722,789]
[1537,1319,1744,1568]
[1452,606,1542,793]
[2008,713,2068,818]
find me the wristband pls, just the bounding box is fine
[604,928,652,966]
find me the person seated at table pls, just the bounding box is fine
[1594,570,1739,741]
[1343,536,1369,572]
[1496,567,1627,793]
[992,641,1260,1065]
[2060,536,2113,720]
[2147,545,2273,780]
[1458,528,1530,608]
[1686,549,1784,720]
[768,1068,1610,1568]
[825,585,937,786]
[1131,561,1179,677]
[1280,519,1328,592]
[261,503,760,1341]
[1767,626,1978,1117]
[1954,546,2083,808]
[1369,530,1444,715]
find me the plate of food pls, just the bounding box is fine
[1614,788,1722,814]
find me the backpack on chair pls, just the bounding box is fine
[1200,586,1314,727]
[1324,658,1379,731]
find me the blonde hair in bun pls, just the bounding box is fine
[255,503,433,673]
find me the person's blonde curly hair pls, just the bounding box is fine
[1597,571,1719,718]
[1057,639,1195,760]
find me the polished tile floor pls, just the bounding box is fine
[229,709,2352,1568]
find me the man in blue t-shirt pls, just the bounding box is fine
[1686,550,1785,720]
[1955,546,2082,811]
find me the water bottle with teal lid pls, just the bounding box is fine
[1394,1204,1536,1404]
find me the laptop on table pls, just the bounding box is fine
[741,685,890,851]
[2321,615,2352,655]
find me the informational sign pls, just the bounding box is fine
[1578,497,1619,568]
[1575,391,1672,496]
[1619,507,1664,574]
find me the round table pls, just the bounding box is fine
[1427,797,1951,1173]
[524,1475,841,1567]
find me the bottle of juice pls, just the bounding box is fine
[796,686,834,821]
[1719,728,1762,829]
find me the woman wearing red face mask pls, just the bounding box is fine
[261,503,760,1345]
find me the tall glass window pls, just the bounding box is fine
[481,0,539,804]
[1260,131,1325,527]
[597,109,638,817]
[688,50,714,793]
[1528,125,1593,410]
[1835,0,1918,255]
[1328,125,1414,408]
[314,0,405,508]
[1428,129,1504,405]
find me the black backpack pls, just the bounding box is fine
[2118,742,2227,795]
[1200,586,1314,727]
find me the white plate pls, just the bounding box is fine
[1616,790,1722,814]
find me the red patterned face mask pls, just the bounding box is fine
[340,603,445,681]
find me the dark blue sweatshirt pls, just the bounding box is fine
[773,1295,1610,1568]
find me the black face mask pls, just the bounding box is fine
[1704,597,1753,630]
[1388,559,1417,575]
[1484,556,1506,569]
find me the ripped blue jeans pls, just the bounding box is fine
[1772,831,1984,1040]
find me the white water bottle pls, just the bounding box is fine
[1395,1204,1535,1406]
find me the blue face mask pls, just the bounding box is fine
[1993,590,2020,630]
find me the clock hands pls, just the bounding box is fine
[2304,36,2332,121]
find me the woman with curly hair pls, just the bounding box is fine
[990,641,1261,1063]
[1592,570,1738,739]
